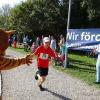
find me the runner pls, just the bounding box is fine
[31,37,56,91]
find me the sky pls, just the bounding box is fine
[0,0,26,8]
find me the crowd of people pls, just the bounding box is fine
[7,32,100,86]
[8,34,66,67]
[7,33,67,91]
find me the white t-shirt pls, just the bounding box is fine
[96,44,100,59]
[50,39,56,51]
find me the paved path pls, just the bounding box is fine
[1,49,100,100]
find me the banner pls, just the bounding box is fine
[67,29,100,48]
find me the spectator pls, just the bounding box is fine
[50,36,56,51]
[36,36,40,47]
[31,42,36,53]
[23,36,28,51]
[13,35,17,48]
[92,44,100,84]
[8,36,13,47]
[58,35,65,54]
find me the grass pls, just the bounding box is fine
[9,47,100,88]
[8,47,30,54]
[54,53,100,88]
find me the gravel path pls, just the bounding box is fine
[1,49,100,100]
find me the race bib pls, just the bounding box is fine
[40,53,48,60]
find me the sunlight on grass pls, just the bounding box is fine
[54,53,100,88]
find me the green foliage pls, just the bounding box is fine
[0,4,11,29]
[80,0,100,27]
[0,0,100,35]
[9,2,34,33]
[1,0,68,35]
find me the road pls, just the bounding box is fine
[1,49,100,100]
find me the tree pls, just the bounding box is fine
[4,0,100,37]
[79,0,100,28]
[0,4,11,29]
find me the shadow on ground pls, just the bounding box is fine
[44,88,72,100]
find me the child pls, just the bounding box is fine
[31,42,36,53]
[54,49,65,66]
[31,37,56,91]
[60,43,66,66]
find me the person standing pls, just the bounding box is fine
[31,42,36,53]
[36,36,40,47]
[13,35,17,48]
[50,36,56,51]
[92,44,100,83]
[58,35,65,54]
[31,37,56,91]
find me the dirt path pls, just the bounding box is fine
[1,49,100,100]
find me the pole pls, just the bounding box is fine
[64,0,72,68]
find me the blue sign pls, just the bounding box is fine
[67,29,100,48]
